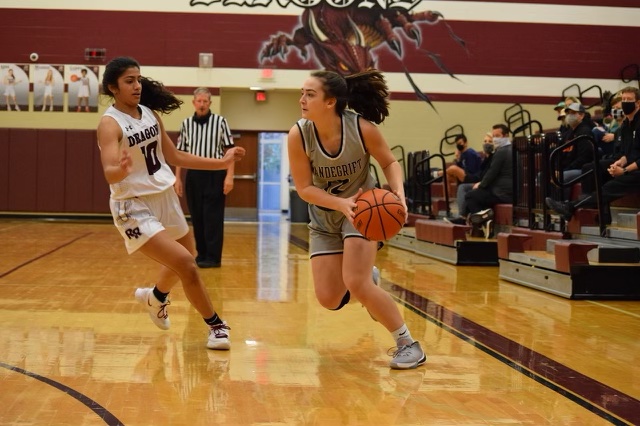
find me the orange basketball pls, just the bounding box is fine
[353,188,406,241]
[70,74,79,82]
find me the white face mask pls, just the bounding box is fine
[492,137,510,148]
[565,113,579,127]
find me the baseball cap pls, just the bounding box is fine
[554,101,565,111]
[565,103,586,113]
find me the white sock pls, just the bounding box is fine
[391,324,414,346]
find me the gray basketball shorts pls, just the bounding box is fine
[308,206,366,258]
[109,188,189,254]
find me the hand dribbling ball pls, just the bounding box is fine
[70,74,79,82]
[353,188,406,241]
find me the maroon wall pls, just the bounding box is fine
[0,129,185,215]
[0,129,108,214]
[0,8,634,81]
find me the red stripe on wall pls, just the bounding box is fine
[0,9,634,81]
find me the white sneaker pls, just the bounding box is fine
[207,321,231,350]
[134,287,170,330]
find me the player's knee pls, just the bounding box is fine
[325,291,350,311]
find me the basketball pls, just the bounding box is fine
[353,188,406,241]
[70,74,79,82]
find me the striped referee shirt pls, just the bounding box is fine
[177,112,234,159]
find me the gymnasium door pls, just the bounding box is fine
[226,131,258,220]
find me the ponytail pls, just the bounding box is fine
[311,69,390,124]
[139,77,183,114]
[102,56,182,114]
[345,70,389,124]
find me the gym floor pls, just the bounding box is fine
[1,218,638,425]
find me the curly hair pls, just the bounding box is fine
[102,56,182,114]
[311,69,390,124]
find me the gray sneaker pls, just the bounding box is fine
[389,341,427,370]
[134,287,170,330]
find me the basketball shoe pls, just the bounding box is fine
[134,287,170,330]
[207,321,231,350]
[389,341,427,370]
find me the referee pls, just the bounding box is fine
[175,87,235,268]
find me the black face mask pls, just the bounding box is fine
[622,101,637,115]
[456,144,465,151]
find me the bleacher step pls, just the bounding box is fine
[615,212,639,229]
[546,238,640,264]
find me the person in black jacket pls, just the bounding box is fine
[556,103,595,200]
[465,124,514,236]
[547,86,640,224]
[580,96,624,196]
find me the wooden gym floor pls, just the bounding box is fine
[0,217,638,426]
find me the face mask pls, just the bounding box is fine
[611,108,624,120]
[483,143,494,154]
[565,113,579,127]
[492,137,510,148]
[456,144,465,151]
[621,101,637,115]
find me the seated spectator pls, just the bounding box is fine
[554,103,595,200]
[546,86,640,224]
[581,97,625,196]
[446,132,494,225]
[454,124,513,237]
[592,97,622,158]
[554,101,570,134]
[438,134,482,185]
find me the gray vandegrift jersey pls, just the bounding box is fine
[102,104,175,200]
[296,110,376,202]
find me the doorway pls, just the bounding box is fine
[225,131,289,221]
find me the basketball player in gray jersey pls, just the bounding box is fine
[288,70,426,370]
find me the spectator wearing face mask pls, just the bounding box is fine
[438,134,482,185]
[547,86,640,225]
[593,98,623,159]
[554,101,570,134]
[554,103,595,199]
[579,97,625,197]
[451,125,513,237]
[446,132,495,225]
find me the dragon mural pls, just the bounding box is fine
[259,2,466,107]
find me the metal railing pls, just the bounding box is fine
[548,134,605,235]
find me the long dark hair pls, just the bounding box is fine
[102,56,182,114]
[311,69,390,124]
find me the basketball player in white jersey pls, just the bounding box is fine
[288,70,426,369]
[97,57,245,350]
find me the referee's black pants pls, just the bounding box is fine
[185,169,227,263]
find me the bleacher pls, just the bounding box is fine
[387,100,640,299]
